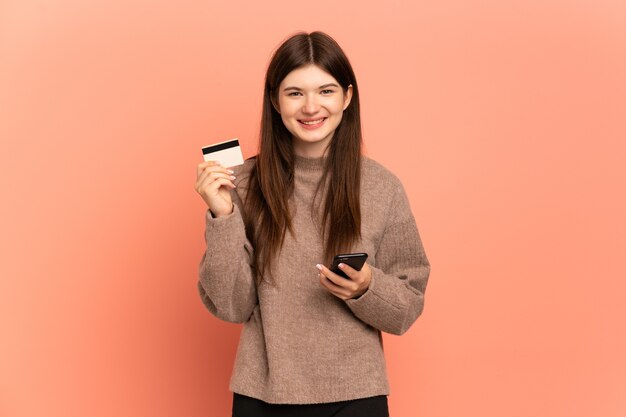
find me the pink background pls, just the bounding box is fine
[1,1,625,416]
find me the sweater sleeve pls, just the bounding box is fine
[197,191,258,324]
[344,182,430,335]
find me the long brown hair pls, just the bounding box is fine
[244,31,362,286]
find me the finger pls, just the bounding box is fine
[317,264,357,291]
[336,263,362,282]
[197,161,234,177]
[197,166,234,182]
[202,177,236,194]
[197,160,221,176]
[319,273,351,299]
[196,171,236,191]
[316,264,343,285]
[198,176,236,196]
[200,160,221,167]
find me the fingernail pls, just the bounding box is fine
[227,169,234,174]
[315,264,323,271]
[230,175,236,180]
[338,263,345,268]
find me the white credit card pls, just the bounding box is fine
[201,138,244,167]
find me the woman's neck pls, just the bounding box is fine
[292,138,331,158]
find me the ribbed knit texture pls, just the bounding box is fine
[198,154,430,404]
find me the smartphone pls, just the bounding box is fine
[330,252,368,279]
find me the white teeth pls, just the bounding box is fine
[300,118,325,125]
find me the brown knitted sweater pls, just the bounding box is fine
[198,154,430,404]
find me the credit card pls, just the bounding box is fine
[201,138,244,167]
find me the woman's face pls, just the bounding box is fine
[275,64,352,157]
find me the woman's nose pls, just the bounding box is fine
[302,95,320,114]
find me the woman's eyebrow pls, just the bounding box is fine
[283,83,340,92]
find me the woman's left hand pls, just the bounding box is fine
[317,262,372,300]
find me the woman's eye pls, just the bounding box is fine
[288,92,302,96]
[321,89,334,95]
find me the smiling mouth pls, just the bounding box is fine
[298,118,327,125]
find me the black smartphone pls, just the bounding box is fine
[329,252,368,279]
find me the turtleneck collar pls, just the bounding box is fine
[293,153,326,172]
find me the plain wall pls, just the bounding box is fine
[1,1,625,416]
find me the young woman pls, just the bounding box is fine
[195,31,430,417]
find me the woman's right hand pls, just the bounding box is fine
[195,160,237,217]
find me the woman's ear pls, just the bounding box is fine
[271,93,281,114]
[343,84,353,111]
